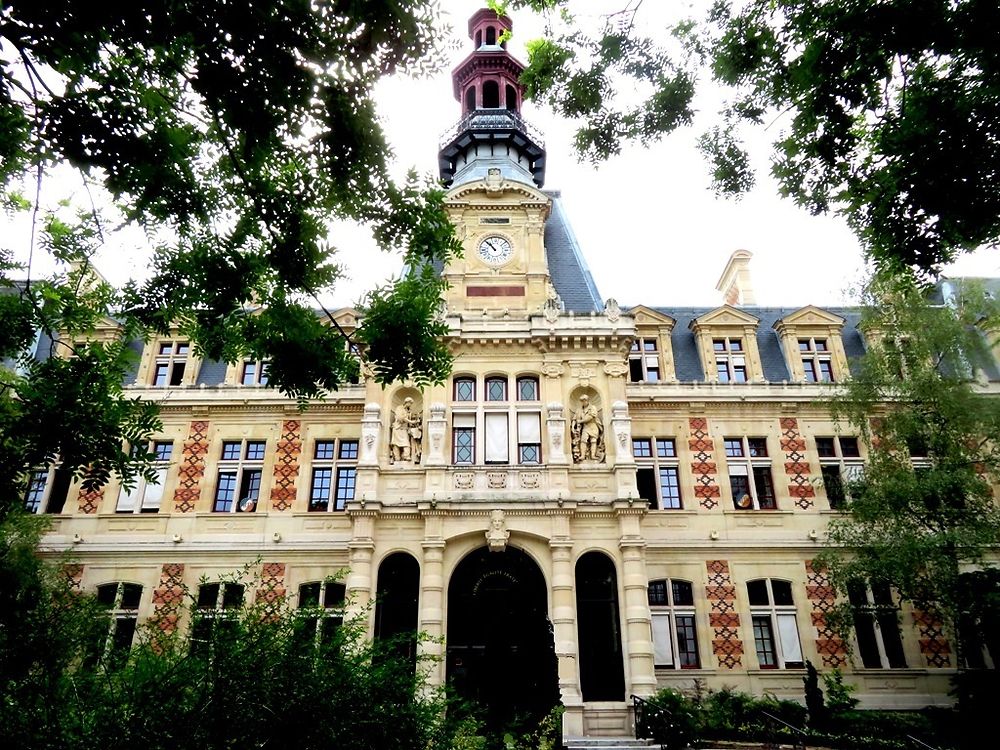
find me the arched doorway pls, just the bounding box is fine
[374,552,420,669]
[576,551,626,701]
[447,546,559,735]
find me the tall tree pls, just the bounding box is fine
[501,0,1000,273]
[818,272,1000,660]
[0,1,460,511]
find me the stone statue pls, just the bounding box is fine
[390,397,419,464]
[409,413,423,465]
[571,394,605,463]
[485,509,509,553]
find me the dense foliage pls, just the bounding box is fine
[0,514,453,750]
[0,1,461,511]
[500,0,1000,273]
[820,273,1000,654]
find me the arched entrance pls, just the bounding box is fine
[447,546,559,734]
[374,552,420,670]
[576,551,626,701]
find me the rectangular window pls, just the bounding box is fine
[753,615,778,668]
[629,338,661,382]
[309,439,358,512]
[240,360,269,386]
[517,412,541,464]
[817,436,864,510]
[848,581,907,669]
[749,579,804,669]
[153,341,188,386]
[648,578,699,669]
[727,437,776,510]
[799,337,834,382]
[213,440,266,513]
[517,377,539,401]
[484,412,509,463]
[453,378,476,402]
[453,412,476,464]
[714,337,747,383]
[117,440,172,514]
[635,436,683,510]
[24,466,71,514]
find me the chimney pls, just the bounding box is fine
[715,249,756,306]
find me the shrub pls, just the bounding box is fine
[642,688,700,750]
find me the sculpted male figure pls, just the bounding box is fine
[572,394,602,462]
[390,397,417,463]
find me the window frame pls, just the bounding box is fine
[713,337,748,383]
[648,578,700,669]
[308,439,358,512]
[746,578,804,670]
[152,340,189,386]
[799,337,834,383]
[816,436,863,510]
[191,582,245,654]
[117,440,173,513]
[240,359,270,386]
[95,582,143,665]
[450,374,542,467]
[847,581,908,669]
[629,337,661,383]
[297,580,347,646]
[213,440,266,513]
[633,437,682,510]
[24,464,72,514]
[725,436,777,510]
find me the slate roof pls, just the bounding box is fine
[543,191,603,313]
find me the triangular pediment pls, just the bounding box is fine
[690,304,760,329]
[628,305,676,328]
[325,307,360,329]
[774,305,845,329]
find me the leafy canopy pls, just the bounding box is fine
[0,1,461,509]
[819,272,1000,641]
[501,0,1000,273]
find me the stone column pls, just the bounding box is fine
[550,510,582,735]
[619,536,657,696]
[423,403,447,467]
[417,512,446,688]
[345,509,377,634]
[546,402,568,465]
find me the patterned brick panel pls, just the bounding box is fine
[689,418,721,510]
[77,486,103,514]
[804,560,848,667]
[706,560,744,669]
[913,609,952,668]
[173,420,210,513]
[256,562,287,618]
[270,420,302,511]
[62,563,84,591]
[780,418,815,510]
[150,563,186,636]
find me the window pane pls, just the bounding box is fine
[798,339,811,351]
[486,378,507,401]
[771,580,794,606]
[671,580,694,607]
[245,441,266,461]
[121,583,143,609]
[630,358,644,382]
[731,473,751,508]
[47,467,71,514]
[878,612,907,668]
[839,437,860,457]
[658,467,681,509]
[656,439,676,458]
[214,472,237,512]
[815,339,828,351]
[310,468,333,511]
[97,583,119,607]
[154,441,173,461]
[517,412,541,443]
[299,582,321,608]
[753,466,776,509]
[632,439,652,458]
[339,440,358,460]
[238,470,262,512]
[713,339,726,352]
[141,468,166,512]
[117,482,139,513]
[169,362,185,386]
[323,583,346,609]
[518,444,540,464]
[729,339,743,352]
[724,439,743,457]
[647,580,668,606]
[241,361,256,385]
[454,378,475,401]
[636,467,657,507]
[752,615,778,668]
[716,361,730,382]
[819,360,834,382]
[334,468,356,510]
[25,470,48,512]
[733,364,747,382]
[222,583,245,608]
[815,437,836,458]
[777,613,804,667]
[454,428,474,464]
[853,611,883,668]
[822,465,845,509]
[747,438,768,457]
[221,441,241,460]
[198,584,220,608]
[315,441,336,460]
[676,614,700,668]
[643,339,657,351]
[517,377,539,401]
[747,579,770,606]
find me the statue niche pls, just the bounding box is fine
[389,392,423,465]
[571,391,606,463]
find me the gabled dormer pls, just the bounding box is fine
[773,305,848,383]
[627,306,676,383]
[689,305,763,383]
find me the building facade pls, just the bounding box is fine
[28,8,988,741]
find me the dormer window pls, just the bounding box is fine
[630,338,661,382]
[153,341,188,386]
[799,338,834,382]
[773,306,847,383]
[714,338,747,383]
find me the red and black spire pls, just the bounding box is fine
[438,7,546,188]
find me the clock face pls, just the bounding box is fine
[478,235,513,265]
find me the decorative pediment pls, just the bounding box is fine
[689,304,760,330]
[446,178,552,213]
[773,305,845,331]
[327,307,360,329]
[627,305,676,328]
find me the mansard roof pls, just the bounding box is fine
[542,191,603,313]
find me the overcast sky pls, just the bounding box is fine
[7,0,998,310]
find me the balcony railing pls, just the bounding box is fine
[439,108,545,148]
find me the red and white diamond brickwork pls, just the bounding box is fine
[270,420,302,511]
[689,418,721,510]
[706,559,744,669]
[804,560,847,667]
[173,420,210,513]
[780,417,815,510]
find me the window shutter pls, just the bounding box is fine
[485,413,509,462]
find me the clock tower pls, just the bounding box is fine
[438,7,556,314]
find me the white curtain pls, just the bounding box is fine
[517,412,540,443]
[777,613,803,664]
[485,413,509,462]
[651,612,674,667]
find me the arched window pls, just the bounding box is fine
[746,578,803,669]
[576,552,626,700]
[505,84,517,111]
[453,376,476,401]
[465,86,476,112]
[374,553,420,669]
[516,376,539,401]
[485,26,496,45]
[485,376,507,401]
[482,80,500,108]
[475,30,482,48]
[648,579,699,668]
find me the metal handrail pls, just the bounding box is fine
[758,710,807,750]
[439,108,546,147]
[906,735,941,750]
[631,694,671,750]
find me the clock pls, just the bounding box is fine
[478,235,513,265]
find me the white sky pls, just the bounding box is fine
[6,0,998,310]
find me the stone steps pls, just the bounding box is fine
[565,739,654,750]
